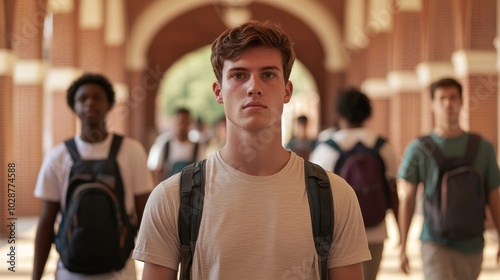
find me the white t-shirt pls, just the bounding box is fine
[309,128,399,243]
[133,152,371,279]
[34,134,154,279]
[147,132,202,172]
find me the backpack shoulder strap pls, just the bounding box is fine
[107,134,124,160]
[163,140,170,163]
[419,135,447,168]
[373,137,386,151]
[64,138,81,162]
[463,133,481,163]
[192,142,199,163]
[324,139,342,153]
[304,161,334,280]
[178,159,206,280]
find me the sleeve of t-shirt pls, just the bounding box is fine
[133,175,181,270]
[327,172,371,268]
[33,144,70,202]
[480,139,500,190]
[397,139,424,185]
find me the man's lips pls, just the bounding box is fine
[85,110,98,117]
[243,102,267,109]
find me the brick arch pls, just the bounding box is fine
[126,0,345,72]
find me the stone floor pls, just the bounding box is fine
[1,214,498,279]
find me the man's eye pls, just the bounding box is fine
[262,72,277,79]
[232,73,246,79]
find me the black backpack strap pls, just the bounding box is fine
[463,133,481,163]
[64,138,81,162]
[304,161,334,280]
[163,140,170,164]
[178,159,206,280]
[108,134,124,160]
[192,142,199,163]
[373,137,386,151]
[324,139,344,174]
[419,136,447,168]
[420,134,481,167]
[324,139,341,153]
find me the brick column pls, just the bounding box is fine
[452,50,498,151]
[47,0,80,147]
[0,0,16,236]
[78,0,105,72]
[387,72,421,158]
[11,0,48,216]
[104,0,128,135]
[362,79,392,139]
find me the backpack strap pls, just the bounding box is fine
[178,159,206,280]
[64,134,123,162]
[163,140,170,164]
[64,138,81,162]
[324,139,341,153]
[191,142,199,163]
[419,136,446,168]
[463,133,481,163]
[304,161,334,280]
[373,137,386,151]
[420,133,481,167]
[107,134,123,160]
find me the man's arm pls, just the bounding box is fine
[328,263,363,280]
[487,186,500,265]
[134,192,151,229]
[142,262,177,280]
[32,200,59,280]
[397,179,418,274]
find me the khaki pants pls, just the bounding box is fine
[421,242,483,280]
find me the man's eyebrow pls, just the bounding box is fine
[227,66,281,72]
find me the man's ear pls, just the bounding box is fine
[284,80,293,104]
[213,81,223,104]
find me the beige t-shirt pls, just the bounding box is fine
[133,152,370,279]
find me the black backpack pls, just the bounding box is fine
[419,134,485,239]
[177,160,333,280]
[55,134,136,274]
[325,137,391,227]
[163,140,199,178]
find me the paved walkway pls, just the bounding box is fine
[1,214,498,279]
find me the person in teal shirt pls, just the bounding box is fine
[397,77,500,280]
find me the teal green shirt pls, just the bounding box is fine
[398,132,500,253]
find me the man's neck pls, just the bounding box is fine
[221,131,290,176]
[433,125,464,138]
[80,126,109,143]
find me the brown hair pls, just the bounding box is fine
[211,20,296,83]
[430,77,462,100]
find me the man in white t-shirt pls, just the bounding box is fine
[310,87,399,280]
[33,73,154,280]
[133,20,371,280]
[147,108,203,184]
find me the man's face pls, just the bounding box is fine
[212,46,293,133]
[175,111,191,137]
[432,86,462,127]
[73,83,111,128]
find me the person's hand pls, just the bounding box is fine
[400,251,411,274]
